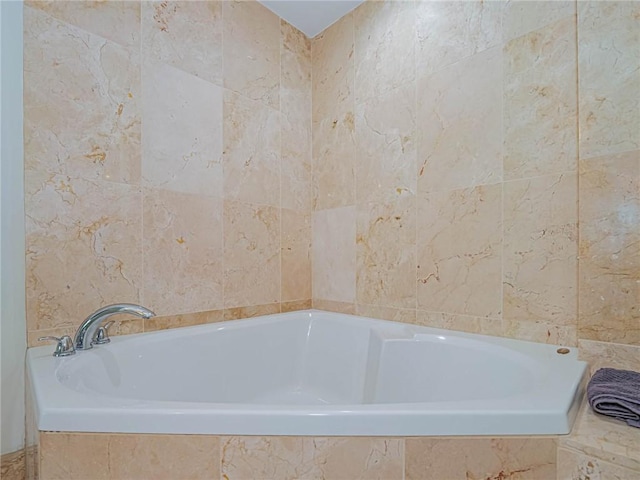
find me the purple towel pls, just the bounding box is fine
[587,368,640,428]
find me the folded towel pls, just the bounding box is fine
[587,367,640,428]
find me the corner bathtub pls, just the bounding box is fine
[27,310,587,436]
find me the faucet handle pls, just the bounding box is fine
[38,335,76,357]
[93,320,115,345]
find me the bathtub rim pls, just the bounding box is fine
[27,309,588,437]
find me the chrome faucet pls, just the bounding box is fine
[73,303,155,351]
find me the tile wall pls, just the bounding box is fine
[24,0,312,345]
[35,432,560,480]
[22,1,639,479]
[311,0,639,348]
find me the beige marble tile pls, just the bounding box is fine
[311,12,354,124]
[108,434,220,480]
[40,433,110,480]
[223,0,280,110]
[578,340,640,375]
[312,206,356,304]
[578,151,640,344]
[1,449,25,480]
[223,303,281,321]
[503,0,575,41]
[416,0,503,76]
[282,209,312,302]
[416,310,503,337]
[502,319,578,347]
[558,447,640,480]
[25,171,142,332]
[312,299,356,315]
[282,299,312,313]
[26,0,140,49]
[141,61,222,196]
[356,83,416,205]
[24,6,141,185]
[224,201,280,308]
[142,188,223,316]
[417,46,503,194]
[281,21,312,212]
[144,309,225,332]
[223,91,281,206]
[503,173,578,330]
[354,0,416,104]
[357,304,417,325]
[417,184,502,318]
[356,197,416,309]
[406,437,557,480]
[503,17,578,180]
[220,437,403,480]
[313,112,356,210]
[578,1,640,159]
[560,403,640,472]
[141,1,222,85]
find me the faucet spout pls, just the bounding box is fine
[74,303,155,351]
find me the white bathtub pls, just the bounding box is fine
[27,310,587,436]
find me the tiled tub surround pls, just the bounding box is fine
[24,0,312,345]
[28,311,586,437]
[311,0,639,347]
[20,0,640,478]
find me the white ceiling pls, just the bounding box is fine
[258,0,366,38]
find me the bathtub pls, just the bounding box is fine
[27,310,587,436]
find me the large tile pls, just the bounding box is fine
[311,13,354,124]
[356,198,416,309]
[24,6,141,185]
[143,188,223,316]
[223,91,281,206]
[406,438,557,480]
[578,340,640,375]
[417,47,503,194]
[416,310,503,337]
[354,0,416,104]
[417,184,502,318]
[560,403,640,472]
[312,299,356,315]
[578,1,640,159]
[142,62,223,196]
[281,209,312,302]
[220,437,403,480]
[503,0,575,41]
[355,83,416,205]
[25,171,142,332]
[416,0,503,76]
[578,151,640,344]
[357,304,417,324]
[224,303,280,321]
[557,446,640,480]
[40,433,110,480]
[281,21,312,212]
[224,201,280,308]
[223,0,280,109]
[26,0,140,49]
[144,309,224,333]
[313,112,356,210]
[108,434,220,480]
[503,173,578,335]
[312,207,356,304]
[141,1,222,85]
[502,320,577,347]
[503,17,578,180]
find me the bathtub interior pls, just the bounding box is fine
[55,312,549,406]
